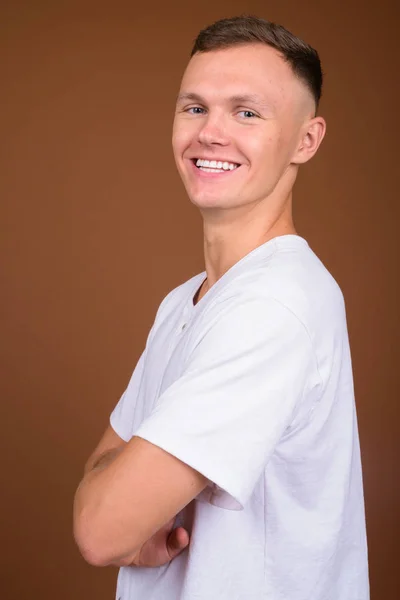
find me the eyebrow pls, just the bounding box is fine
[177,92,270,109]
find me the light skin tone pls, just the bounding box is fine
[73,42,326,568]
[76,427,195,567]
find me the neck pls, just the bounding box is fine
[200,192,296,292]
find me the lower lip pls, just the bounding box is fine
[188,160,240,179]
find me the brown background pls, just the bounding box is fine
[1,1,399,598]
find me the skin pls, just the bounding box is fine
[77,426,193,567]
[73,42,326,568]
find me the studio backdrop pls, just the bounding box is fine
[1,1,398,599]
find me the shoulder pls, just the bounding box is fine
[264,240,346,319]
[202,241,346,340]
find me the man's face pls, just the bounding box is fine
[172,43,314,212]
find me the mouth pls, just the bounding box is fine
[190,158,241,174]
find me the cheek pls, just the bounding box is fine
[244,134,275,169]
[172,119,196,158]
[171,133,182,160]
[249,129,288,171]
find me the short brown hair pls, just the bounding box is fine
[191,15,323,111]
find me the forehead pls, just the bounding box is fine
[180,44,302,109]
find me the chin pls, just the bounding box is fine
[188,192,231,210]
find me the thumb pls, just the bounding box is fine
[167,527,190,559]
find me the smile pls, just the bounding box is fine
[193,158,240,173]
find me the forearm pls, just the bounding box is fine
[74,436,204,567]
[76,448,183,569]
[74,446,131,565]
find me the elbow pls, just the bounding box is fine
[73,510,111,567]
[77,544,109,568]
[73,483,141,567]
[73,477,112,566]
[73,503,140,567]
[73,489,117,567]
[75,541,109,568]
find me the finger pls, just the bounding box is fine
[167,527,189,559]
[174,527,190,549]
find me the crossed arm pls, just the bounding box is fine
[73,425,208,567]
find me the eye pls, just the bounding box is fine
[186,106,206,115]
[238,110,257,119]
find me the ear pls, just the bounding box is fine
[291,116,326,165]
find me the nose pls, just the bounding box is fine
[197,113,229,147]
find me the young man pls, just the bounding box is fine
[74,16,369,600]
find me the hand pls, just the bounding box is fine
[112,518,190,568]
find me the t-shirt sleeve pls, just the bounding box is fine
[110,348,147,442]
[109,286,176,441]
[134,297,321,510]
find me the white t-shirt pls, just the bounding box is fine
[110,235,369,600]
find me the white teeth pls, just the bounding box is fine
[195,158,239,171]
